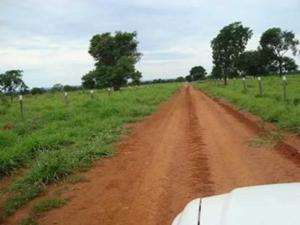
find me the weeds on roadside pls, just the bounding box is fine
[0,83,181,218]
[249,131,283,148]
[17,198,67,225]
[196,75,300,134]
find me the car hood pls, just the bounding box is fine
[172,183,300,225]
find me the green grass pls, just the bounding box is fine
[17,198,67,225]
[195,75,300,133]
[18,217,38,225]
[31,198,67,215]
[0,83,180,218]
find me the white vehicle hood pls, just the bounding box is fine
[172,183,300,225]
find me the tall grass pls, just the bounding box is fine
[0,83,180,218]
[195,75,300,133]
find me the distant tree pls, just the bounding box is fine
[175,76,185,82]
[211,22,252,85]
[237,50,267,76]
[189,66,207,81]
[185,75,192,82]
[260,28,299,75]
[51,83,63,92]
[82,70,97,89]
[268,56,298,74]
[130,71,142,85]
[0,70,28,101]
[83,31,142,90]
[63,85,81,92]
[31,87,46,95]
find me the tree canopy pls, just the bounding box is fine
[188,66,207,81]
[259,28,299,74]
[0,70,28,99]
[211,22,253,84]
[236,50,267,76]
[82,31,142,90]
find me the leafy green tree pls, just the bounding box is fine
[211,22,252,85]
[260,28,299,74]
[51,83,63,92]
[237,50,267,76]
[189,66,207,80]
[63,85,80,92]
[185,75,192,82]
[281,57,298,73]
[211,65,222,79]
[31,87,46,95]
[0,70,28,101]
[266,56,298,74]
[83,31,142,90]
[175,76,185,82]
[82,70,97,89]
[131,71,142,85]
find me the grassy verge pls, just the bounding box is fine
[0,83,180,218]
[18,198,67,225]
[194,75,300,133]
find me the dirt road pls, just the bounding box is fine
[32,85,300,225]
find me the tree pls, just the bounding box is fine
[175,76,185,82]
[51,83,63,92]
[130,71,142,85]
[82,70,97,89]
[189,66,207,81]
[211,22,252,85]
[260,28,299,75]
[31,87,46,95]
[211,65,222,79]
[268,56,298,74]
[84,31,142,90]
[237,50,267,76]
[0,70,28,101]
[185,75,192,82]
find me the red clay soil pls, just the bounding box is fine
[6,85,300,225]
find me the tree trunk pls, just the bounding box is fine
[224,66,228,86]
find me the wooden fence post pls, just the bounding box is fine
[242,77,247,92]
[282,75,287,102]
[90,90,94,99]
[19,95,24,119]
[64,92,68,105]
[258,77,263,96]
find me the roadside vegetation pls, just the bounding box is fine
[195,75,300,133]
[0,83,180,219]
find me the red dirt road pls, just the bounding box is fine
[28,86,300,225]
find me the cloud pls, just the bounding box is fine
[0,0,299,87]
[0,36,94,87]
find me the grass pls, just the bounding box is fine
[195,75,300,133]
[31,198,67,215]
[0,83,180,219]
[18,198,67,225]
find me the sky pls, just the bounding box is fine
[0,0,299,88]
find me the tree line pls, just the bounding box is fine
[210,22,299,85]
[1,23,299,98]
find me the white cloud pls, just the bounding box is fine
[0,0,299,87]
[0,36,94,87]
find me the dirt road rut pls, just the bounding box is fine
[31,86,300,225]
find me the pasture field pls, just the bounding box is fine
[195,75,300,133]
[0,83,180,218]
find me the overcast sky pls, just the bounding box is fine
[0,0,299,88]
